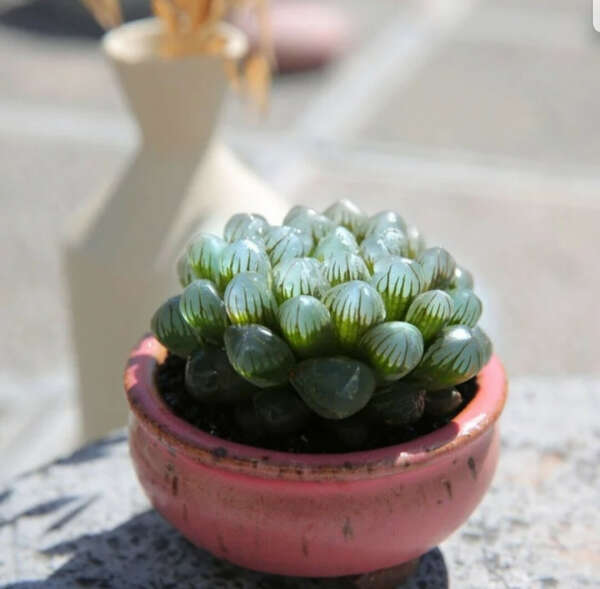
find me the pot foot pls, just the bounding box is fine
[338,558,420,588]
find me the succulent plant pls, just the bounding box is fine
[151,200,493,445]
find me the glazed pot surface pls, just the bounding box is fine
[125,335,507,577]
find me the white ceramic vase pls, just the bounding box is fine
[64,18,289,443]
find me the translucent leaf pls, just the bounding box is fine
[322,280,386,350]
[263,225,310,266]
[322,251,370,286]
[285,208,335,242]
[359,321,424,381]
[179,279,229,343]
[224,272,278,328]
[290,357,376,419]
[370,257,424,320]
[417,247,456,290]
[449,289,482,327]
[283,205,312,225]
[223,213,269,244]
[424,389,463,417]
[367,382,426,425]
[323,199,368,239]
[360,228,408,270]
[218,238,271,290]
[450,264,474,290]
[313,226,359,261]
[360,235,391,272]
[410,325,485,391]
[364,210,407,238]
[176,252,198,287]
[405,225,426,258]
[405,289,454,343]
[151,295,202,358]
[186,233,226,285]
[278,295,336,357]
[224,324,295,388]
[272,257,329,303]
[254,387,311,434]
[472,326,493,366]
[185,345,256,403]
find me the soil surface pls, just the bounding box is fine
[156,354,479,454]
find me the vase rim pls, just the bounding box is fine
[124,334,508,482]
[102,17,248,64]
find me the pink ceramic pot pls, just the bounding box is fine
[125,335,507,578]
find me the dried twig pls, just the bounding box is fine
[81,0,272,108]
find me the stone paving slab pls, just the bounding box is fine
[359,37,600,167]
[1,377,598,588]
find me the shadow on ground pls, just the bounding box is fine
[5,509,448,588]
[0,0,149,39]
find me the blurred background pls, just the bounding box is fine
[1,0,598,482]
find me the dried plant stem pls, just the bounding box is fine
[80,0,122,29]
[82,0,272,109]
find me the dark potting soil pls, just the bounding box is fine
[155,353,480,454]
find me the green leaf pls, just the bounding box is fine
[322,280,386,350]
[278,295,336,357]
[224,324,296,388]
[367,382,426,425]
[179,279,229,343]
[364,210,408,238]
[217,238,271,290]
[405,289,454,342]
[185,346,256,403]
[186,233,226,284]
[322,251,370,286]
[224,272,278,328]
[417,247,456,290]
[405,225,426,258]
[323,199,368,239]
[424,389,463,417]
[283,205,312,225]
[410,325,485,391]
[472,326,493,366]
[285,207,335,242]
[254,387,311,434]
[360,235,391,271]
[450,264,474,290]
[370,257,424,320]
[313,226,360,261]
[151,295,203,358]
[359,321,424,381]
[223,212,268,243]
[360,228,408,270]
[272,257,330,303]
[449,289,482,327]
[290,357,376,419]
[176,252,198,288]
[263,225,311,266]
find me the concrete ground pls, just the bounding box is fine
[0,0,599,479]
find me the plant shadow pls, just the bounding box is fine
[5,509,448,588]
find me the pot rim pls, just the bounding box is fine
[103,17,248,64]
[124,334,507,481]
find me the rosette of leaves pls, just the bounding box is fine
[150,199,494,441]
